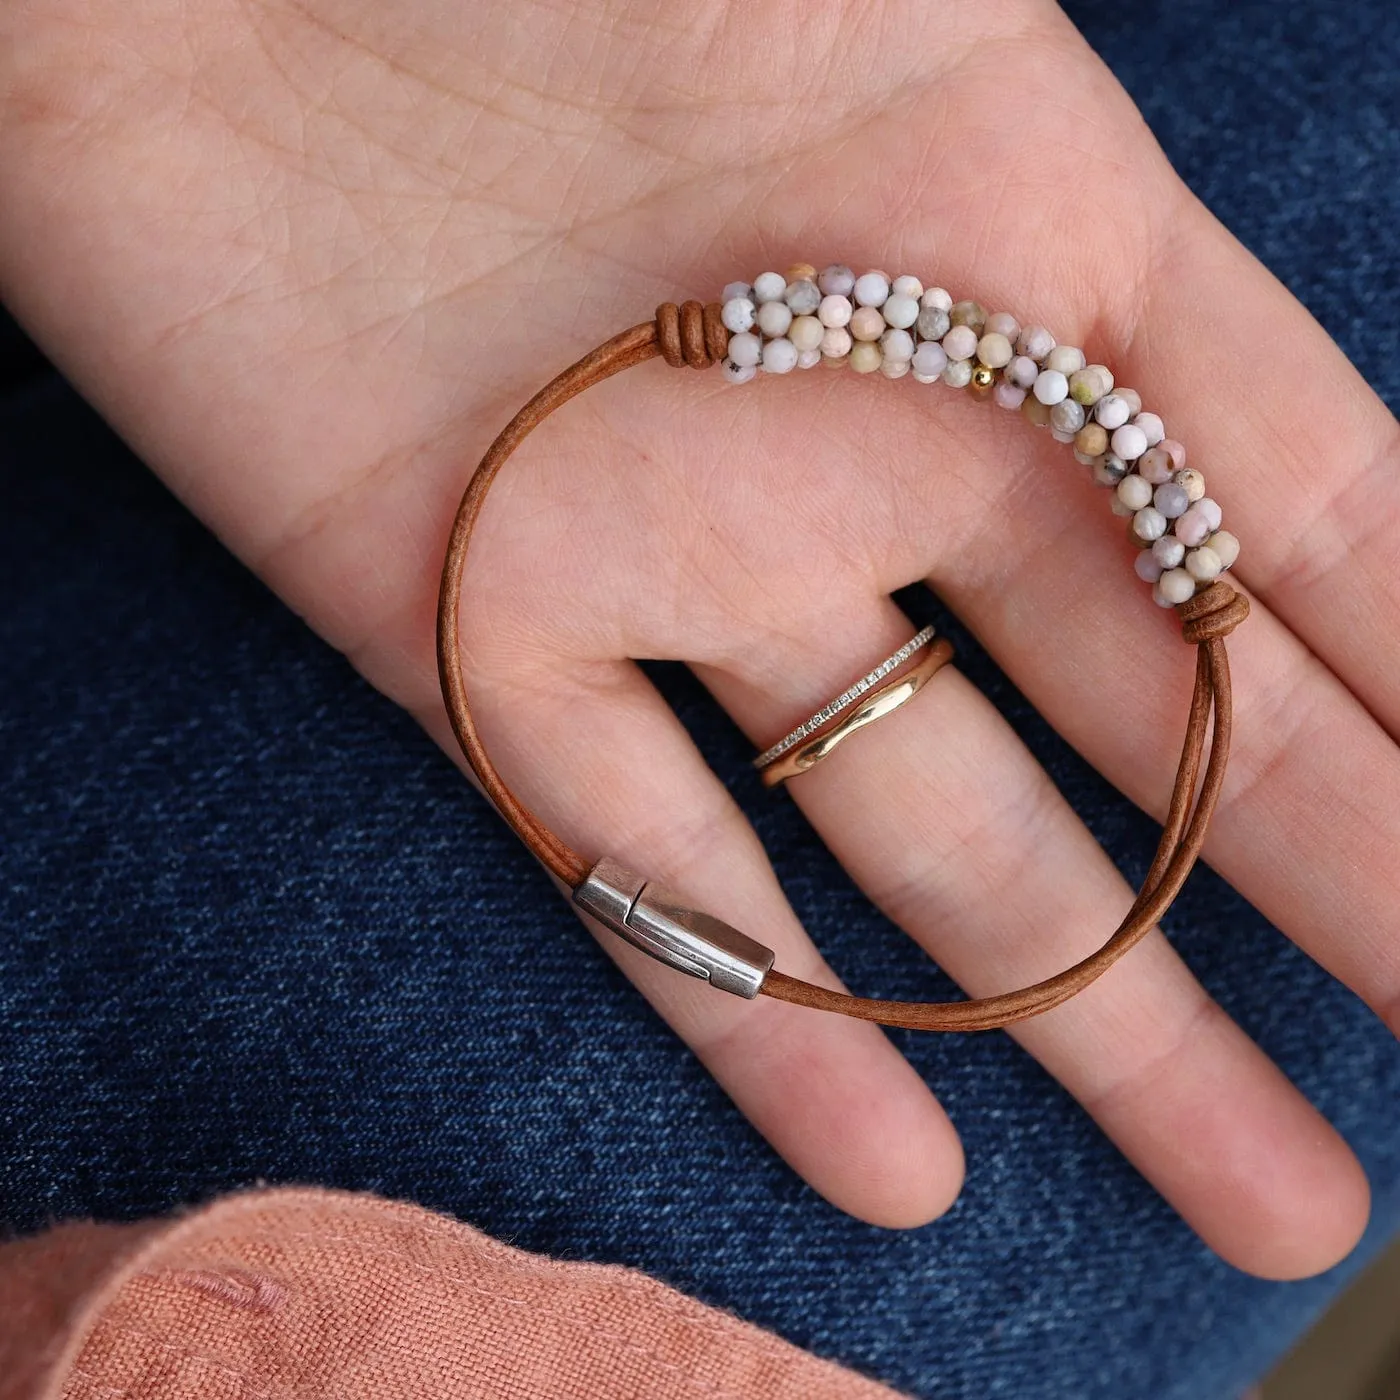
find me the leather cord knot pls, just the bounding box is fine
[656,300,728,369]
[1177,579,1250,644]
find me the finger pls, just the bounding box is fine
[1090,124,1400,746]
[693,596,1367,1279]
[418,645,966,1230]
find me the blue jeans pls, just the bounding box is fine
[2,2,1398,1395]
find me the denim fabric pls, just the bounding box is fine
[2,2,1399,1397]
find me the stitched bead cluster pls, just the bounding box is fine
[717,262,1239,605]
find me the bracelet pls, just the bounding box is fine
[437,263,1249,1032]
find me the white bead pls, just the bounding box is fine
[1032,369,1069,405]
[891,274,924,299]
[722,281,753,304]
[880,327,915,361]
[1207,530,1240,570]
[1152,535,1186,569]
[1157,568,1196,605]
[921,286,953,312]
[1095,394,1132,430]
[942,359,973,388]
[882,293,920,329]
[1111,424,1149,460]
[753,271,787,303]
[880,357,910,379]
[796,347,822,370]
[853,272,890,307]
[1044,345,1086,375]
[1050,399,1085,433]
[788,315,825,352]
[1134,411,1166,446]
[1186,546,1223,581]
[727,332,761,368]
[820,326,852,359]
[1152,582,1173,608]
[1135,551,1164,583]
[1116,474,1153,511]
[756,300,793,337]
[818,294,853,328]
[911,341,948,379]
[761,337,798,373]
[721,297,756,333]
[721,358,756,384]
[1132,506,1168,542]
[1196,498,1223,532]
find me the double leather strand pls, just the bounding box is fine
[437,300,1248,1032]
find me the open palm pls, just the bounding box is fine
[4,0,1397,1281]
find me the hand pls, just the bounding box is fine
[3,0,1393,1280]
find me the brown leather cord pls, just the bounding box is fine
[437,300,1249,1031]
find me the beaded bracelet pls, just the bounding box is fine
[437,263,1249,1032]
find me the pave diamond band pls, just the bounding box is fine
[752,625,938,772]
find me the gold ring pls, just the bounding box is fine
[757,636,955,787]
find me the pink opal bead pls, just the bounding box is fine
[1152,536,1186,568]
[818,294,853,328]
[1111,424,1149,461]
[1018,325,1055,361]
[818,264,856,297]
[1137,447,1174,484]
[1133,411,1165,447]
[1007,355,1039,388]
[820,326,852,359]
[1174,505,1213,546]
[987,311,1021,341]
[850,305,886,341]
[911,341,948,379]
[942,325,979,361]
[994,381,1027,410]
[853,271,890,306]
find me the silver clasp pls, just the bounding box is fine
[572,857,775,999]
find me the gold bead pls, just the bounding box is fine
[969,364,996,396]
